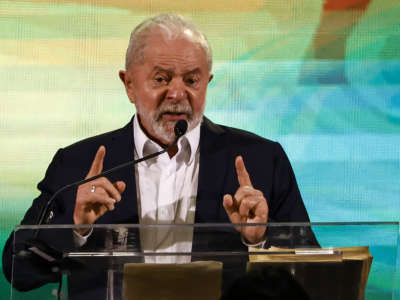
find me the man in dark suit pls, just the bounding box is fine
[3,13,316,298]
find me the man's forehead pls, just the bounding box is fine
[141,37,208,71]
[145,34,203,54]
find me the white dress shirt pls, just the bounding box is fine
[73,117,265,252]
[133,116,200,263]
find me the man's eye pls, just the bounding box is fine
[186,77,198,85]
[155,77,166,83]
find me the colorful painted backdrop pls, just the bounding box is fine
[0,0,399,298]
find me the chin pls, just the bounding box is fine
[152,124,176,144]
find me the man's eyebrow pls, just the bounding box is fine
[151,66,202,75]
[183,68,202,75]
[152,66,173,73]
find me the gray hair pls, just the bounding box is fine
[125,13,212,71]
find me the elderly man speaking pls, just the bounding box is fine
[3,13,316,299]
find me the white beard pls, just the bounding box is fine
[135,101,203,143]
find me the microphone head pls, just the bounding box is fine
[174,119,188,138]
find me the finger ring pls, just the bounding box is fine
[91,185,96,193]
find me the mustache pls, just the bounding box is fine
[155,103,193,121]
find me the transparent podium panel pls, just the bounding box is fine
[8,222,400,300]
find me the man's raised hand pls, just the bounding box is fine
[73,146,126,234]
[222,156,268,244]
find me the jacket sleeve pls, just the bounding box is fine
[2,149,76,291]
[266,143,320,248]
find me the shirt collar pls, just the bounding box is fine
[133,115,201,164]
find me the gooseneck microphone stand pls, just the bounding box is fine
[20,120,188,300]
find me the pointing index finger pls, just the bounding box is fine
[86,146,106,178]
[235,156,253,187]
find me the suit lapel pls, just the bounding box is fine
[99,119,139,224]
[195,117,231,223]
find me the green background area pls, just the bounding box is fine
[1,0,399,298]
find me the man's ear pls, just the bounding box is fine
[119,70,135,104]
[208,73,214,83]
[119,70,126,83]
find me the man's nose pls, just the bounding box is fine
[166,78,186,101]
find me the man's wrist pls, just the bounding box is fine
[73,227,91,236]
[241,235,267,248]
[73,227,93,247]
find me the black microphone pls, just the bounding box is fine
[25,120,188,260]
[174,119,188,138]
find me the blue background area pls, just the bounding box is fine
[207,60,400,224]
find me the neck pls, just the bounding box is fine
[167,145,178,158]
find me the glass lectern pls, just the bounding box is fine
[8,222,399,300]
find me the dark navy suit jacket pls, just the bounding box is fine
[3,117,316,298]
